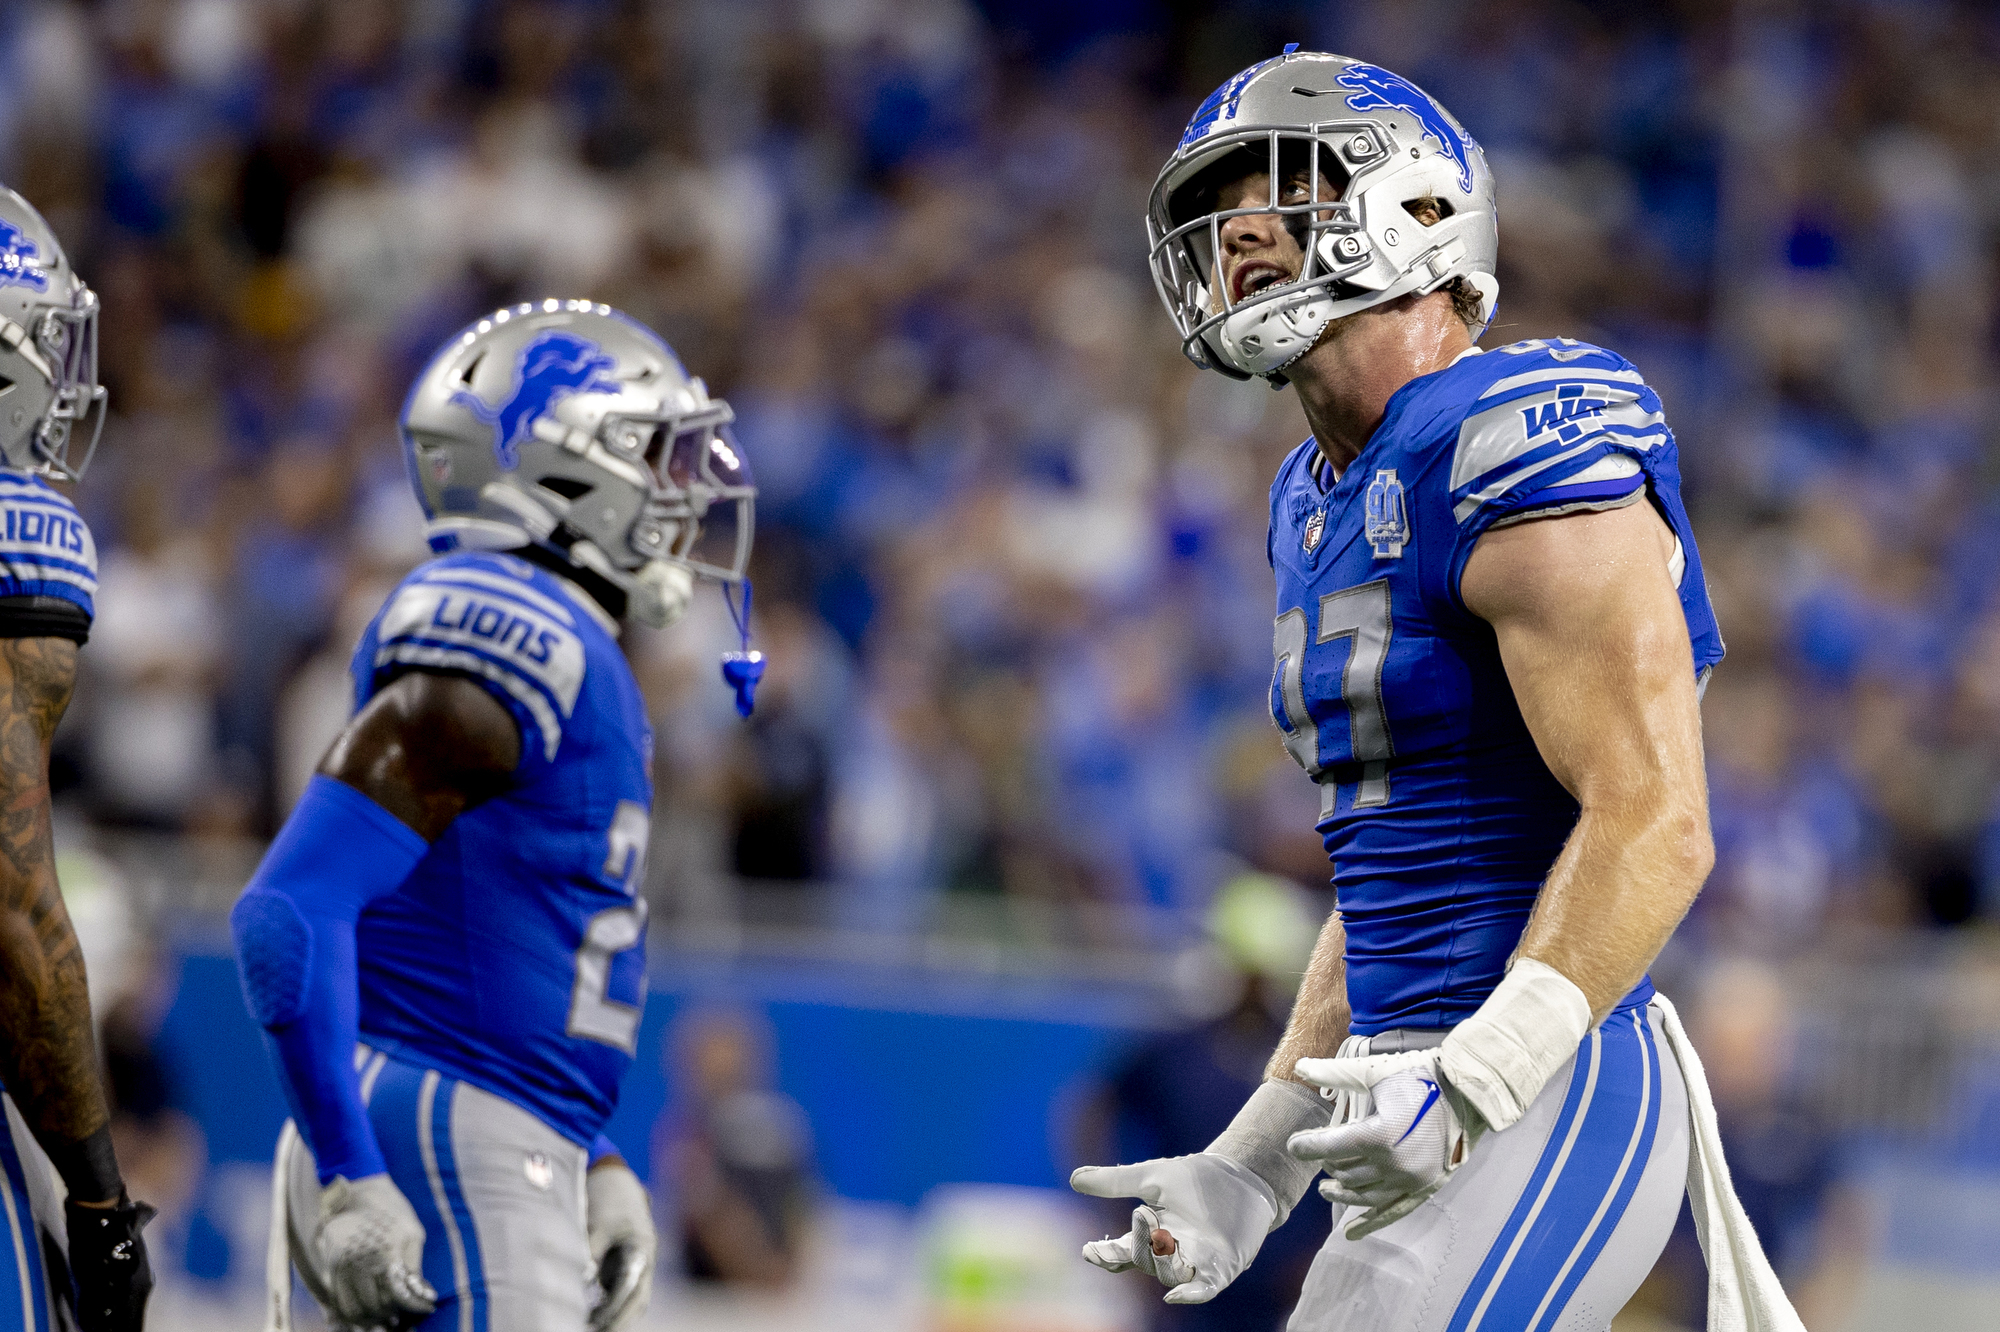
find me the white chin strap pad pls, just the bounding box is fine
[629,560,694,629]
[1210,261,1500,379]
[1438,958,1593,1133]
[1215,287,1335,376]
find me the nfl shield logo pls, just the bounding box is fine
[1365,469,1409,559]
[1302,506,1327,554]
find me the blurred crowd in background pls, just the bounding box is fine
[12,0,2000,943]
[9,0,2000,1327]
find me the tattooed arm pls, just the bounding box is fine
[0,636,114,1175]
[0,633,156,1330]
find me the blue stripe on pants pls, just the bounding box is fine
[1446,1011,1662,1332]
[366,1059,488,1332]
[1444,1036,1597,1332]
[1529,1009,1664,1331]
[427,1078,488,1332]
[0,1125,48,1332]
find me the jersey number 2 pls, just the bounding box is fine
[1271,580,1395,808]
[567,800,651,1053]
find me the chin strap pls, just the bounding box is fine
[720,580,764,718]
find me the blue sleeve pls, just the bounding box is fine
[588,1134,621,1168]
[1442,346,1668,605]
[230,775,429,1184]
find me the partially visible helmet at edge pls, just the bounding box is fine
[0,186,105,479]
[401,300,755,629]
[1147,51,1499,381]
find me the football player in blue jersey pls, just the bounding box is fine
[1071,52,1805,1330]
[0,187,153,1332]
[230,301,755,1332]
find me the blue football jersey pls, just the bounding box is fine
[0,469,95,619]
[347,551,653,1147]
[1267,339,1723,1034]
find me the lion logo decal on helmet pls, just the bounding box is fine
[452,329,621,470]
[1335,63,1478,194]
[0,221,49,293]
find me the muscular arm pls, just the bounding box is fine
[1461,500,1714,1022]
[0,637,115,1186]
[318,670,520,838]
[1264,911,1351,1083]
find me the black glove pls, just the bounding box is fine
[64,1196,155,1332]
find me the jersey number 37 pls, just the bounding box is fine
[1272,580,1396,808]
[567,800,651,1052]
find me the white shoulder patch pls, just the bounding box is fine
[374,578,585,761]
[1451,376,1665,524]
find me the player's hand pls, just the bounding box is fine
[1293,1052,1481,1240]
[586,1161,657,1332]
[316,1173,437,1330]
[1069,1154,1277,1304]
[64,1195,156,1332]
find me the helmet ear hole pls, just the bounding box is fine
[1402,195,1454,225]
[538,476,594,501]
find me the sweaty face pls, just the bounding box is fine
[1209,168,1342,315]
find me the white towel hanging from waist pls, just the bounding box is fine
[1651,992,1808,1332]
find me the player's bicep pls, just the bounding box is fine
[0,636,75,785]
[1459,502,1701,809]
[319,669,522,841]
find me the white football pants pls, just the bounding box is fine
[0,1095,67,1332]
[267,1045,595,1332]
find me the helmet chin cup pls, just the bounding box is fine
[1215,283,1336,377]
[630,559,694,629]
[567,541,693,629]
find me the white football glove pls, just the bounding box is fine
[586,1161,657,1332]
[1070,1154,1277,1305]
[1286,1068,1466,1239]
[315,1174,437,1330]
[1294,958,1595,1240]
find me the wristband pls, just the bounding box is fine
[1436,957,1593,1132]
[1206,1078,1333,1227]
[44,1124,121,1204]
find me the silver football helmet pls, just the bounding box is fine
[0,186,104,479]
[1147,51,1499,381]
[401,300,754,628]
